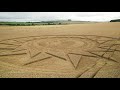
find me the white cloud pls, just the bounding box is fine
[0,12,120,22]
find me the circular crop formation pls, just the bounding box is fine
[30,38,90,52]
[0,35,120,78]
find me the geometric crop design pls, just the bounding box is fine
[0,35,120,78]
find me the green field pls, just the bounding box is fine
[0,21,94,26]
[0,21,68,26]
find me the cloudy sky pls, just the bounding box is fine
[0,12,120,22]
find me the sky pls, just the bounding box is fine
[0,12,120,22]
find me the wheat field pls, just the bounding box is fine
[0,22,120,78]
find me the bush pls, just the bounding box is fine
[110,19,120,22]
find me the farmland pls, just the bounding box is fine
[0,20,95,26]
[0,22,120,78]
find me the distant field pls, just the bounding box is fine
[0,21,96,26]
[0,22,120,78]
[0,22,40,26]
